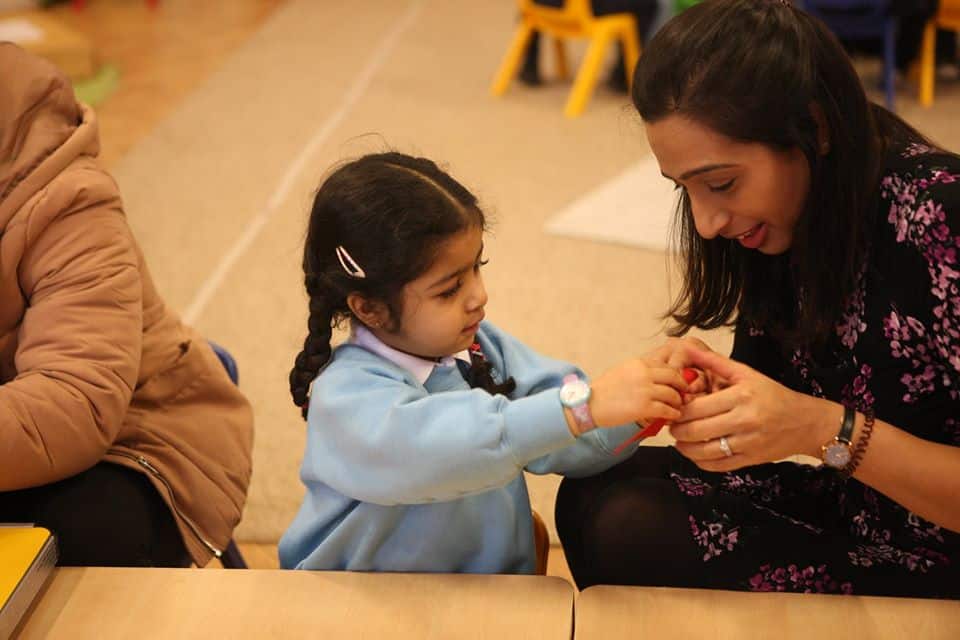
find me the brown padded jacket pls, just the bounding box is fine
[0,43,254,565]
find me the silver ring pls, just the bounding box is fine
[718,436,733,457]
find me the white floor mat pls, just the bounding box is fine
[545,154,679,252]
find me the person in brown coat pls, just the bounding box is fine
[0,43,254,567]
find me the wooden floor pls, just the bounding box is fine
[45,0,286,167]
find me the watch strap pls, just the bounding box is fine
[838,405,855,444]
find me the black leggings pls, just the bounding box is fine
[557,447,960,598]
[556,446,705,590]
[0,462,190,567]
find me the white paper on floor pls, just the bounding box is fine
[545,154,679,252]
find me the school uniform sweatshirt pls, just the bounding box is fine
[279,321,639,573]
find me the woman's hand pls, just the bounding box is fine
[669,347,836,471]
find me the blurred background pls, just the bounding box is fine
[2,0,957,576]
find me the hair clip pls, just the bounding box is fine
[335,245,366,279]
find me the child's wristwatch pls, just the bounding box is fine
[560,374,596,435]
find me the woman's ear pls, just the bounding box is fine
[809,102,830,155]
[347,293,389,329]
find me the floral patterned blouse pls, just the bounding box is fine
[668,143,960,599]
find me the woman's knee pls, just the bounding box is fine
[567,476,703,587]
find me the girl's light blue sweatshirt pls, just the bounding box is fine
[279,321,639,573]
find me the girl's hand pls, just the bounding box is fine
[669,347,835,471]
[589,358,691,428]
[648,336,722,400]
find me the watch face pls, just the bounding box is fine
[823,442,852,469]
[560,380,589,406]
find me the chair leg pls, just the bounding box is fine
[918,20,937,107]
[553,38,570,81]
[883,18,896,111]
[491,22,537,96]
[531,510,550,576]
[621,24,642,92]
[220,539,248,569]
[564,31,612,117]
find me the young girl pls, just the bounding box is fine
[279,152,691,573]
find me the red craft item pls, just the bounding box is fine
[612,367,699,455]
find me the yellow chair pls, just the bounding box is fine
[918,0,960,107]
[532,510,551,575]
[490,0,641,117]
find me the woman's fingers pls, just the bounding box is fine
[674,433,755,471]
[670,412,740,443]
[685,370,710,395]
[681,346,748,381]
[675,387,740,424]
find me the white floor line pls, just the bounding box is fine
[183,0,424,325]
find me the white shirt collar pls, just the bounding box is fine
[351,324,472,384]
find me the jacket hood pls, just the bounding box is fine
[0,42,98,230]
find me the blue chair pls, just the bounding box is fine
[207,341,249,570]
[801,0,897,110]
[209,340,239,385]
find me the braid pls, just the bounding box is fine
[466,360,516,396]
[464,352,516,397]
[289,273,335,419]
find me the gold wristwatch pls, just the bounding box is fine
[821,405,855,469]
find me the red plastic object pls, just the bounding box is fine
[612,367,699,455]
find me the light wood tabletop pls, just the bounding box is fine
[574,584,960,640]
[15,568,575,640]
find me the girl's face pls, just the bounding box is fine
[645,115,811,255]
[378,225,488,359]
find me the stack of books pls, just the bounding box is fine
[0,526,57,638]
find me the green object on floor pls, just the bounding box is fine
[674,0,701,13]
[73,64,119,107]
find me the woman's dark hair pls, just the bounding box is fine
[289,152,514,418]
[633,0,933,346]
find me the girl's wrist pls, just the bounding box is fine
[563,406,581,437]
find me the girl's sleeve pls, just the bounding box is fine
[477,323,640,478]
[304,358,576,506]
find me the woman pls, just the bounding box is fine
[556,0,960,598]
[0,44,254,567]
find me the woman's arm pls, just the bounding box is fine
[829,403,960,534]
[671,348,960,533]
